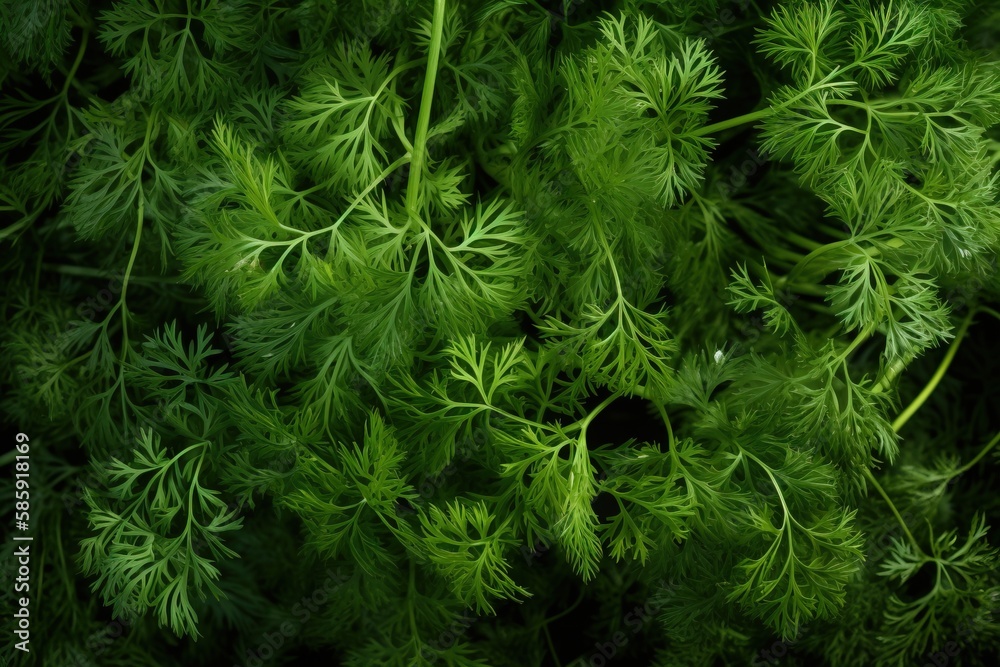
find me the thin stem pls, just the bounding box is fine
[405,0,447,218]
[526,586,586,666]
[956,431,1000,477]
[740,447,790,518]
[448,400,545,434]
[835,328,871,365]
[692,69,852,140]
[538,587,586,628]
[787,238,852,282]
[654,402,675,448]
[578,393,619,435]
[42,264,180,284]
[775,280,829,298]
[61,29,89,98]
[862,467,923,555]
[528,588,587,664]
[543,624,562,667]
[692,108,772,137]
[892,309,975,433]
[978,306,1000,323]
[408,561,420,642]
[784,230,826,252]
[119,198,144,355]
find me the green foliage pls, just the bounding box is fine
[79,429,243,637]
[3,1,1000,666]
[419,500,529,613]
[877,514,1000,665]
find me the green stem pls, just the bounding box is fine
[764,273,828,297]
[862,467,923,555]
[836,328,871,365]
[543,625,561,667]
[405,0,447,218]
[692,108,771,137]
[892,309,975,433]
[61,29,89,98]
[407,561,421,643]
[654,402,675,448]
[871,353,911,394]
[739,447,790,518]
[784,230,825,252]
[578,393,619,436]
[528,586,586,666]
[767,245,810,266]
[119,197,145,358]
[978,306,1000,323]
[43,264,179,284]
[956,431,1000,477]
[787,238,852,282]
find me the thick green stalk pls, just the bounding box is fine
[871,353,911,394]
[405,0,447,219]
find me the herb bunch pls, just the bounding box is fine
[2,1,1000,666]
